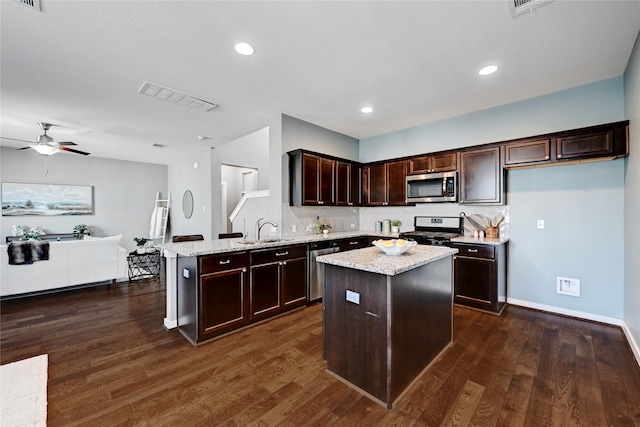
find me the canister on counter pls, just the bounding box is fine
[375,221,382,232]
[382,219,391,233]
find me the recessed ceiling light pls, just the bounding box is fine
[361,107,374,114]
[235,42,254,56]
[478,65,498,76]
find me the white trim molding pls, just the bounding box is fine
[621,322,640,368]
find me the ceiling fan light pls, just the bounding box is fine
[30,144,61,155]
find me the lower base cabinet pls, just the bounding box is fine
[177,244,308,346]
[250,244,308,321]
[451,242,507,314]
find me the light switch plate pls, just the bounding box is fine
[183,268,190,279]
[346,290,360,304]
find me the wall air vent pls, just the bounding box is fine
[138,81,218,112]
[151,143,168,149]
[15,0,41,10]
[509,0,554,17]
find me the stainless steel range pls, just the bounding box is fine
[399,216,462,246]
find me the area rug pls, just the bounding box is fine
[0,354,48,426]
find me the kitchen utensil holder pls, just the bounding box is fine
[486,226,499,238]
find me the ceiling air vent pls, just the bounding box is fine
[15,0,41,11]
[151,143,167,149]
[138,81,218,112]
[509,0,554,17]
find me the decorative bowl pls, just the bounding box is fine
[372,239,417,256]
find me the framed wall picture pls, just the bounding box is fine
[1,183,94,216]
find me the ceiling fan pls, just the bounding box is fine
[11,122,90,156]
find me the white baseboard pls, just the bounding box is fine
[508,298,640,367]
[508,298,623,325]
[163,318,177,330]
[621,322,640,368]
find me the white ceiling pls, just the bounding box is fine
[1,1,639,165]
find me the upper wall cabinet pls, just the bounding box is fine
[336,161,361,206]
[459,147,504,205]
[407,152,457,175]
[288,150,360,207]
[502,121,628,168]
[363,160,408,206]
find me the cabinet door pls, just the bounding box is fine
[281,257,307,307]
[407,156,431,175]
[200,267,249,338]
[386,160,407,206]
[250,262,280,319]
[349,163,361,206]
[459,147,503,204]
[430,152,457,173]
[336,161,351,206]
[319,157,336,205]
[504,139,551,166]
[556,129,614,161]
[302,154,320,205]
[454,256,495,310]
[363,164,387,206]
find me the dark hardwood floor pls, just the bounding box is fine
[1,275,639,426]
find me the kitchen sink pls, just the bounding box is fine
[238,238,289,245]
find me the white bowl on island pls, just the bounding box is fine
[372,239,417,256]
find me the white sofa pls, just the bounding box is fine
[1,237,128,297]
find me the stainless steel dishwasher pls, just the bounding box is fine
[308,240,340,302]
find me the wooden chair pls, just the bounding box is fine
[172,234,204,243]
[218,232,243,239]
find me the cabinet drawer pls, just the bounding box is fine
[338,237,371,251]
[452,244,494,259]
[251,244,307,265]
[200,252,249,274]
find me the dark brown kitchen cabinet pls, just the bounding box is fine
[459,146,504,205]
[407,152,457,175]
[363,160,408,206]
[337,236,371,251]
[289,150,361,207]
[556,129,614,161]
[177,251,250,345]
[250,244,308,321]
[301,153,335,205]
[451,242,507,314]
[336,161,361,206]
[503,139,551,166]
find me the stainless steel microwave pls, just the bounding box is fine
[406,171,457,203]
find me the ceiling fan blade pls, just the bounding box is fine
[56,141,78,146]
[60,146,90,156]
[1,136,33,144]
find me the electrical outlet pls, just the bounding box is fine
[537,219,545,229]
[346,290,360,304]
[351,223,355,228]
[557,276,580,297]
[292,224,297,233]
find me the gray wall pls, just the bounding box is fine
[1,147,167,252]
[167,147,214,240]
[624,32,640,357]
[359,77,626,320]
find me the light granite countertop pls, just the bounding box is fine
[316,245,458,276]
[450,236,510,246]
[159,231,400,257]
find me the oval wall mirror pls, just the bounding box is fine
[182,190,194,219]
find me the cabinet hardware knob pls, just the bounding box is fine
[282,261,287,266]
[242,268,247,273]
[219,260,231,265]
[276,251,289,256]
[468,249,478,253]
[350,242,358,245]
[365,311,379,318]
[318,201,324,204]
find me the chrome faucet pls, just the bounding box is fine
[256,217,278,240]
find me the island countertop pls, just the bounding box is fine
[316,245,457,276]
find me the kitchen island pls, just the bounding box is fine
[317,244,457,409]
